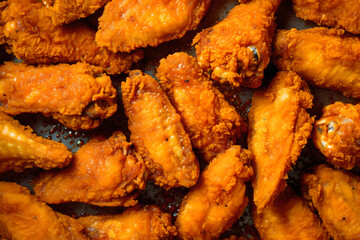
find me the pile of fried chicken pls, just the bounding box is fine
[1,0,360,239]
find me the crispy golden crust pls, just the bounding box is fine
[253,187,329,240]
[0,0,142,75]
[193,0,281,88]
[292,0,360,34]
[33,132,147,207]
[314,102,360,170]
[0,112,72,173]
[273,27,360,99]
[0,62,117,130]
[156,52,243,162]
[248,71,314,213]
[0,182,87,240]
[121,70,199,189]
[77,205,177,239]
[302,165,360,240]
[176,146,253,240]
[96,0,211,53]
[42,0,111,26]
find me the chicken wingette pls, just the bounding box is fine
[33,132,147,207]
[273,27,360,99]
[248,71,314,213]
[122,70,199,189]
[0,62,117,130]
[157,52,243,162]
[0,112,72,173]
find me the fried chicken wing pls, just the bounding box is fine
[193,0,281,88]
[248,71,314,213]
[273,27,360,99]
[96,0,211,53]
[314,102,360,170]
[292,0,360,34]
[77,205,177,239]
[121,70,199,189]
[42,0,111,26]
[253,187,329,240]
[33,132,147,207]
[0,181,87,240]
[302,165,360,240]
[176,146,253,240]
[156,52,243,162]
[0,112,72,174]
[0,62,117,130]
[0,0,142,75]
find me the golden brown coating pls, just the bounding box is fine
[0,0,142,75]
[302,165,360,240]
[0,62,117,130]
[0,112,72,174]
[292,0,360,34]
[96,0,211,53]
[33,132,147,207]
[121,70,199,189]
[253,187,329,240]
[77,205,177,240]
[42,0,111,26]
[176,146,253,240]
[156,52,243,162]
[193,0,281,88]
[314,102,360,170]
[273,27,360,99]
[0,181,87,240]
[248,71,314,213]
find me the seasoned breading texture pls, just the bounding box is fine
[77,205,177,239]
[314,102,360,170]
[0,112,72,174]
[0,62,117,130]
[193,0,281,88]
[33,132,147,207]
[156,52,243,162]
[253,187,329,240]
[96,0,211,53]
[42,0,111,26]
[121,70,199,189]
[302,165,360,240]
[176,146,253,240]
[0,0,142,75]
[273,27,360,99]
[292,0,360,34]
[0,182,87,240]
[248,71,314,213]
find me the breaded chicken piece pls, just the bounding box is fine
[176,146,253,240]
[292,0,360,34]
[248,71,314,213]
[156,52,243,162]
[0,62,117,130]
[42,0,111,26]
[0,0,142,75]
[253,187,329,240]
[77,205,177,239]
[0,112,72,174]
[193,0,281,88]
[302,165,360,240]
[0,181,87,240]
[273,27,360,99]
[314,102,360,170]
[33,132,147,207]
[121,70,199,189]
[96,0,211,53]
